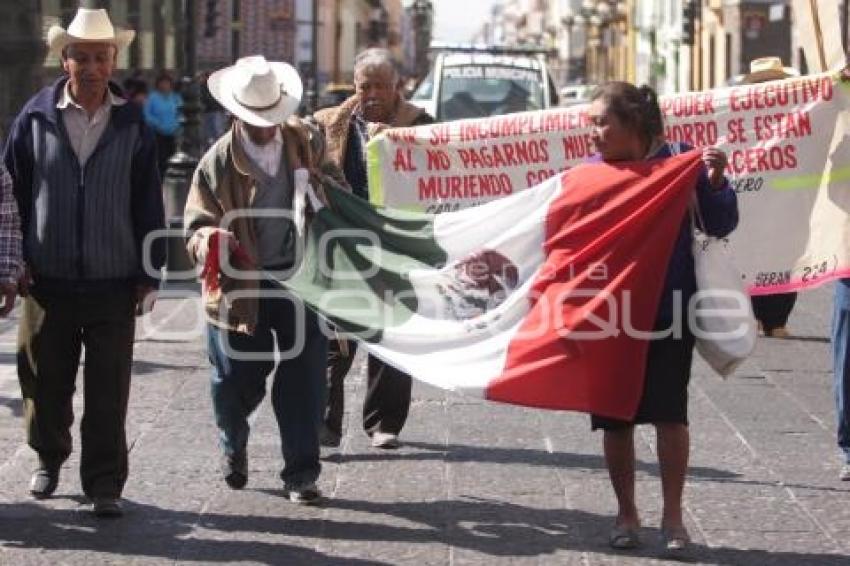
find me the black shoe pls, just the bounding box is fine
[29,466,59,499]
[222,451,248,490]
[319,425,341,448]
[92,497,123,518]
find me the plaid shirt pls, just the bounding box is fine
[0,164,23,284]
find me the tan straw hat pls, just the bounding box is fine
[207,56,303,127]
[742,57,800,84]
[47,8,135,55]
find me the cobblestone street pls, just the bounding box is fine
[0,285,847,565]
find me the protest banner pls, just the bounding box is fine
[366,72,850,295]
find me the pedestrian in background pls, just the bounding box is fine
[184,56,328,504]
[2,7,165,517]
[122,69,148,107]
[741,57,800,338]
[0,163,23,317]
[831,63,850,482]
[312,48,433,450]
[833,280,850,481]
[144,71,182,177]
[586,82,737,553]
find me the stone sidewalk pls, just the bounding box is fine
[0,285,847,564]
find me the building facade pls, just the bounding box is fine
[552,0,636,88]
[40,0,181,74]
[0,0,182,138]
[697,0,793,90]
[401,0,433,80]
[546,0,586,87]
[554,0,803,94]
[196,0,408,96]
[197,0,296,70]
[310,0,405,87]
[0,1,46,138]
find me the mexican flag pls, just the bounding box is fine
[284,151,705,419]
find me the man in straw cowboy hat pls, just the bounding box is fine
[2,6,165,517]
[184,55,332,503]
[739,57,800,340]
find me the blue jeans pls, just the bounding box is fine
[831,279,850,463]
[207,289,327,488]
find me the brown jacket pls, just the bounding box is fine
[184,118,329,334]
[313,94,432,170]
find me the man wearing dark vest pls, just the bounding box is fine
[313,48,434,449]
[3,7,165,517]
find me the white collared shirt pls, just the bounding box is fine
[238,122,283,177]
[56,81,127,166]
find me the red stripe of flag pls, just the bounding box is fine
[487,151,705,418]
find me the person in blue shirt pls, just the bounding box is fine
[143,72,182,176]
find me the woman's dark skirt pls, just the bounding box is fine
[751,292,797,332]
[591,328,697,430]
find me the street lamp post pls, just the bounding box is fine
[162,0,202,275]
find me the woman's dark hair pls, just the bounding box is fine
[155,72,174,88]
[590,82,664,144]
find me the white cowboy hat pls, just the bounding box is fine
[47,8,135,55]
[742,57,800,84]
[207,56,303,127]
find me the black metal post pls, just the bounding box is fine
[162,0,201,276]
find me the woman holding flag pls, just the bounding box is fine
[586,82,738,553]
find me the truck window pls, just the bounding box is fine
[438,65,545,120]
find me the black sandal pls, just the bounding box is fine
[609,524,640,549]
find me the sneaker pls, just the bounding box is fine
[222,451,248,490]
[319,425,341,448]
[284,483,322,505]
[92,497,123,518]
[29,464,59,499]
[840,463,850,481]
[371,432,401,449]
